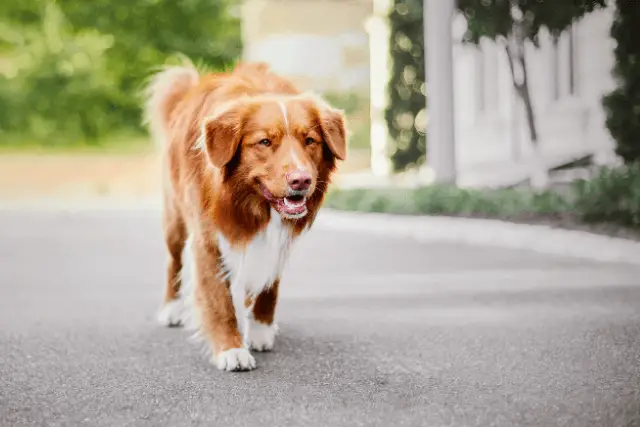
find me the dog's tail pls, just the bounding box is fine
[143,61,200,147]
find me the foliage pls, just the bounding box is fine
[602,1,640,164]
[457,0,607,44]
[325,163,640,230]
[385,0,426,172]
[325,183,570,217]
[0,0,241,147]
[573,162,640,228]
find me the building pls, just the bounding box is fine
[445,2,620,187]
[240,0,371,94]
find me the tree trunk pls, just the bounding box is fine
[503,34,549,189]
[517,54,538,145]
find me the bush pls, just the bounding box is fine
[573,163,640,227]
[602,0,640,164]
[0,3,122,145]
[0,0,241,147]
[325,163,640,230]
[326,185,571,218]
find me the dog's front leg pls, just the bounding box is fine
[244,279,280,352]
[192,238,256,372]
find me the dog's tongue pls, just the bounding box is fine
[260,184,307,217]
[284,195,305,208]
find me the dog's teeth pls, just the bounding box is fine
[284,197,305,209]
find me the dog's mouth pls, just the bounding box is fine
[260,184,308,219]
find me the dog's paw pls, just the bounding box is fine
[157,299,185,327]
[245,320,278,352]
[214,348,256,372]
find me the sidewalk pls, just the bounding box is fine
[0,152,161,201]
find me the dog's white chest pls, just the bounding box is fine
[217,210,293,297]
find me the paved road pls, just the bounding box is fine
[1,209,639,427]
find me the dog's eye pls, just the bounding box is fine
[258,139,271,147]
[304,137,315,146]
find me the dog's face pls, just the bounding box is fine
[201,94,347,219]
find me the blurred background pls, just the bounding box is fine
[0,0,638,231]
[2,3,640,425]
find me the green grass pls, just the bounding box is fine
[325,163,640,230]
[325,185,571,217]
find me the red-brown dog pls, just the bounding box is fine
[143,61,347,371]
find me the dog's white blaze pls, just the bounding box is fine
[290,148,307,171]
[278,101,290,133]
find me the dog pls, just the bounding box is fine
[143,61,347,371]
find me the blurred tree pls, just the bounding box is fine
[602,1,640,164]
[456,0,606,187]
[385,0,426,172]
[0,2,120,143]
[0,0,241,146]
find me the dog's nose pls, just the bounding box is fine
[286,170,312,191]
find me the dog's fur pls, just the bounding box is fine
[143,60,347,371]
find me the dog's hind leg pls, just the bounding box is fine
[157,205,188,327]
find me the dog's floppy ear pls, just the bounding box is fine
[319,106,347,161]
[201,102,246,168]
[301,93,348,161]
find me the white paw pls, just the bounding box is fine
[214,348,256,372]
[245,319,279,352]
[157,299,184,327]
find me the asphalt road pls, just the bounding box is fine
[1,209,639,427]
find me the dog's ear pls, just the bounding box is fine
[301,93,348,161]
[201,103,246,168]
[319,106,347,161]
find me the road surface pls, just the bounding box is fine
[1,209,639,427]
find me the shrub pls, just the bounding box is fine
[326,185,572,218]
[325,165,640,231]
[573,163,640,227]
[0,0,241,147]
[602,1,640,164]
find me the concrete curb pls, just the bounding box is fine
[314,210,640,266]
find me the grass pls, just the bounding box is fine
[325,185,572,218]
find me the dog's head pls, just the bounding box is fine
[200,94,347,220]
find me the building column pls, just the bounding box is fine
[425,0,457,184]
[366,0,392,177]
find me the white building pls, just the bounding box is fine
[445,3,620,187]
